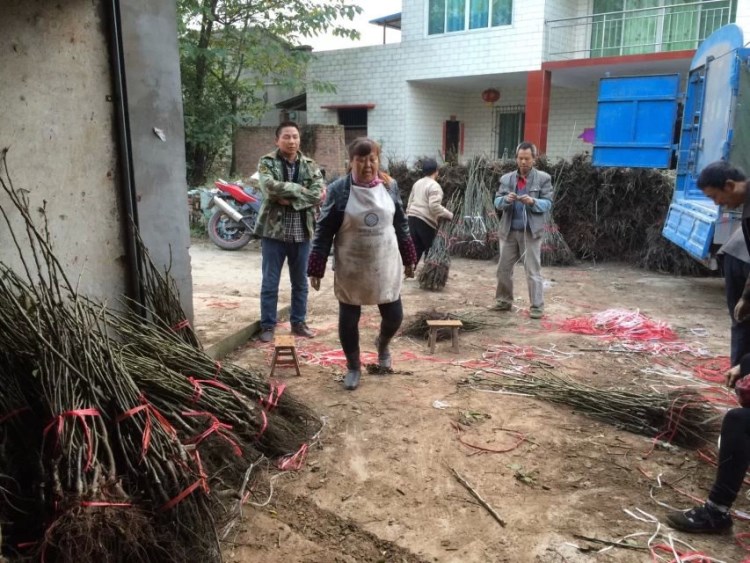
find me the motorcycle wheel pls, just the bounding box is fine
[207,211,252,250]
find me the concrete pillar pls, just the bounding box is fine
[524,70,552,154]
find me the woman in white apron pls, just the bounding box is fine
[307,138,417,390]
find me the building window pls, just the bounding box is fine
[428,0,512,35]
[493,105,525,160]
[590,0,735,57]
[337,108,368,147]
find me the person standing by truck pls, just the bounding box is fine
[718,229,750,365]
[696,161,750,322]
[667,160,750,534]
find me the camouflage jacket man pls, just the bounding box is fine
[253,149,324,240]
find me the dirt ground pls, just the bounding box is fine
[190,240,749,562]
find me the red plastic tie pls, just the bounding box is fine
[43,408,101,472]
[182,411,242,457]
[159,451,209,512]
[171,319,190,332]
[187,376,235,403]
[117,397,176,460]
[260,382,287,411]
[255,410,268,441]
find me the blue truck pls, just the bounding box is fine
[592,23,750,267]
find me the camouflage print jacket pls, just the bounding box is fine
[253,149,324,241]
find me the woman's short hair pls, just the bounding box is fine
[348,137,381,160]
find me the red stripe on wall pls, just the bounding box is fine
[524,70,551,154]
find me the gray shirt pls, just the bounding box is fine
[719,228,750,262]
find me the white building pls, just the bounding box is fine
[308,0,749,163]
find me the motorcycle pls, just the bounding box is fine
[207,176,263,251]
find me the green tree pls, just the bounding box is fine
[178,0,361,186]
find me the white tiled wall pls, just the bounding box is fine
[737,0,750,32]
[546,86,598,160]
[309,0,750,165]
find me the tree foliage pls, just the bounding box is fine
[178,0,361,185]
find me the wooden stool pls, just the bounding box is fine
[269,334,301,377]
[426,319,463,354]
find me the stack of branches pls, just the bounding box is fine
[418,221,451,291]
[435,160,473,203]
[541,160,576,267]
[466,370,719,448]
[449,156,502,260]
[394,153,705,275]
[417,193,461,291]
[637,220,711,276]
[550,155,678,263]
[388,158,471,205]
[388,157,430,203]
[401,309,485,341]
[0,150,320,562]
[540,220,576,266]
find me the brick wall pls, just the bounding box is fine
[307,125,348,179]
[234,125,347,180]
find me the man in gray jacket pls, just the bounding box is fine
[492,142,553,319]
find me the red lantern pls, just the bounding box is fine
[481,88,501,105]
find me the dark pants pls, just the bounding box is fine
[339,299,403,369]
[408,217,437,266]
[260,237,310,329]
[723,253,750,365]
[709,408,750,507]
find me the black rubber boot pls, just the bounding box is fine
[344,368,361,390]
[374,336,392,370]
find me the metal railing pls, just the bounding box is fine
[545,0,734,61]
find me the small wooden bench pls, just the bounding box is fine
[270,334,301,377]
[426,319,463,354]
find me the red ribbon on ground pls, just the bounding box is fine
[692,356,731,383]
[260,382,287,411]
[116,397,177,461]
[451,422,527,455]
[182,411,242,457]
[277,443,309,471]
[650,544,714,562]
[43,408,101,472]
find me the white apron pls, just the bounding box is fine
[333,184,402,305]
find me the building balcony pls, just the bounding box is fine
[544,0,735,62]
